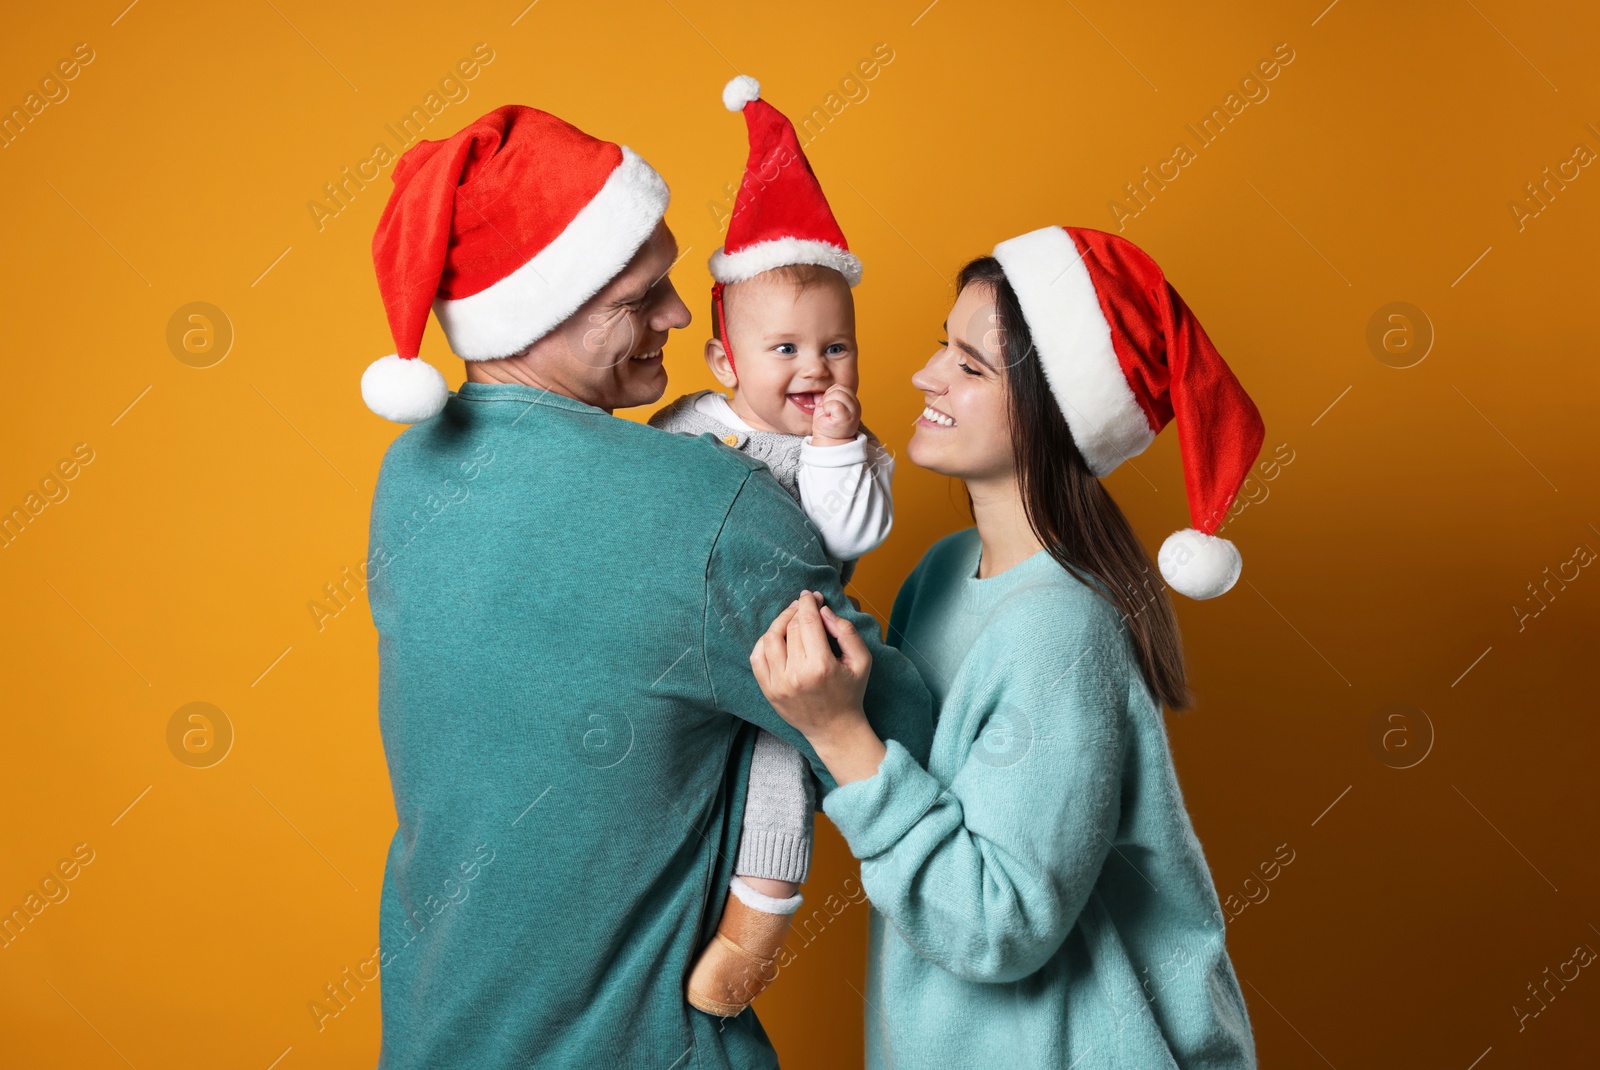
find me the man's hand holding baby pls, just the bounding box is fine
[810,383,861,448]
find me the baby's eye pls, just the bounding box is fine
[773,343,797,355]
[825,343,849,356]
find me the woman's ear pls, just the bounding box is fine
[704,337,738,388]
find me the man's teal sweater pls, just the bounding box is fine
[823,528,1257,1069]
[365,381,933,1069]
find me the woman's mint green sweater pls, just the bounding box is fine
[823,529,1257,1069]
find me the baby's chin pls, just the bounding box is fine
[744,390,820,436]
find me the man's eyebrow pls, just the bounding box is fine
[625,253,681,303]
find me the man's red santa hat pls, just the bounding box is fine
[709,75,860,378]
[991,226,1265,600]
[364,104,670,423]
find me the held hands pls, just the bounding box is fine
[810,384,861,447]
[749,591,889,785]
[750,590,871,744]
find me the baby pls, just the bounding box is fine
[649,264,893,584]
[647,75,894,1017]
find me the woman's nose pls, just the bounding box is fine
[911,360,942,394]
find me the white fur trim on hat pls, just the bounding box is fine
[709,237,863,287]
[991,226,1154,477]
[362,353,449,423]
[728,875,802,915]
[723,75,761,112]
[1158,527,1243,600]
[431,146,670,362]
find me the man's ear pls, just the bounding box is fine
[704,337,738,388]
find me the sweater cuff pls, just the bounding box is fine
[799,432,868,467]
[736,826,812,884]
[822,739,943,859]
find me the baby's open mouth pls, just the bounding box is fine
[786,392,822,414]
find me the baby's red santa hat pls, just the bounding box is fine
[991,226,1266,600]
[710,75,861,288]
[364,104,670,422]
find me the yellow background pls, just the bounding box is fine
[3,0,1597,1066]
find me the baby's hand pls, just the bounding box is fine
[811,384,861,446]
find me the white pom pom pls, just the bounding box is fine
[361,354,448,424]
[1158,528,1243,600]
[722,74,761,112]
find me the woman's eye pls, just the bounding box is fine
[958,361,983,377]
[936,338,948,348]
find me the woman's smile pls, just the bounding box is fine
[906,282,1017,481]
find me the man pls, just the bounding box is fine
[360,104,933,1069]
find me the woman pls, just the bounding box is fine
[751,226,1266,1068]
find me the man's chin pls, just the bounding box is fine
[613,364,669,411]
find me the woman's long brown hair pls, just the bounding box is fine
[957,256,1191,712]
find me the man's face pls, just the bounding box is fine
[528,221,691,411]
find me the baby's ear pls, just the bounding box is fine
[704,337,738,388]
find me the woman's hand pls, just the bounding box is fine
[751,591,870,737]
[750,591,887,785]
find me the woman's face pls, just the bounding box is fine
[908,283,1016,482]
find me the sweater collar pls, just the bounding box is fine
[965,533,1054,586]
[694,390,757,433]
[963,532,1122,609]
[453,380,610,416]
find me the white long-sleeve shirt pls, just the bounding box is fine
[692,391,895,562]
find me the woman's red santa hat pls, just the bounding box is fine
[364,104,670,422]
[991,226,1266,600]
[709,75,860,378]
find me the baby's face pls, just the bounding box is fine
[719,270,858,437]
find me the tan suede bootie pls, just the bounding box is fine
[686,878,800,1017]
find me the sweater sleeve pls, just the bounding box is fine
[822,598,1130,983]
[703,469,935,794]
[795,430,895,562]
